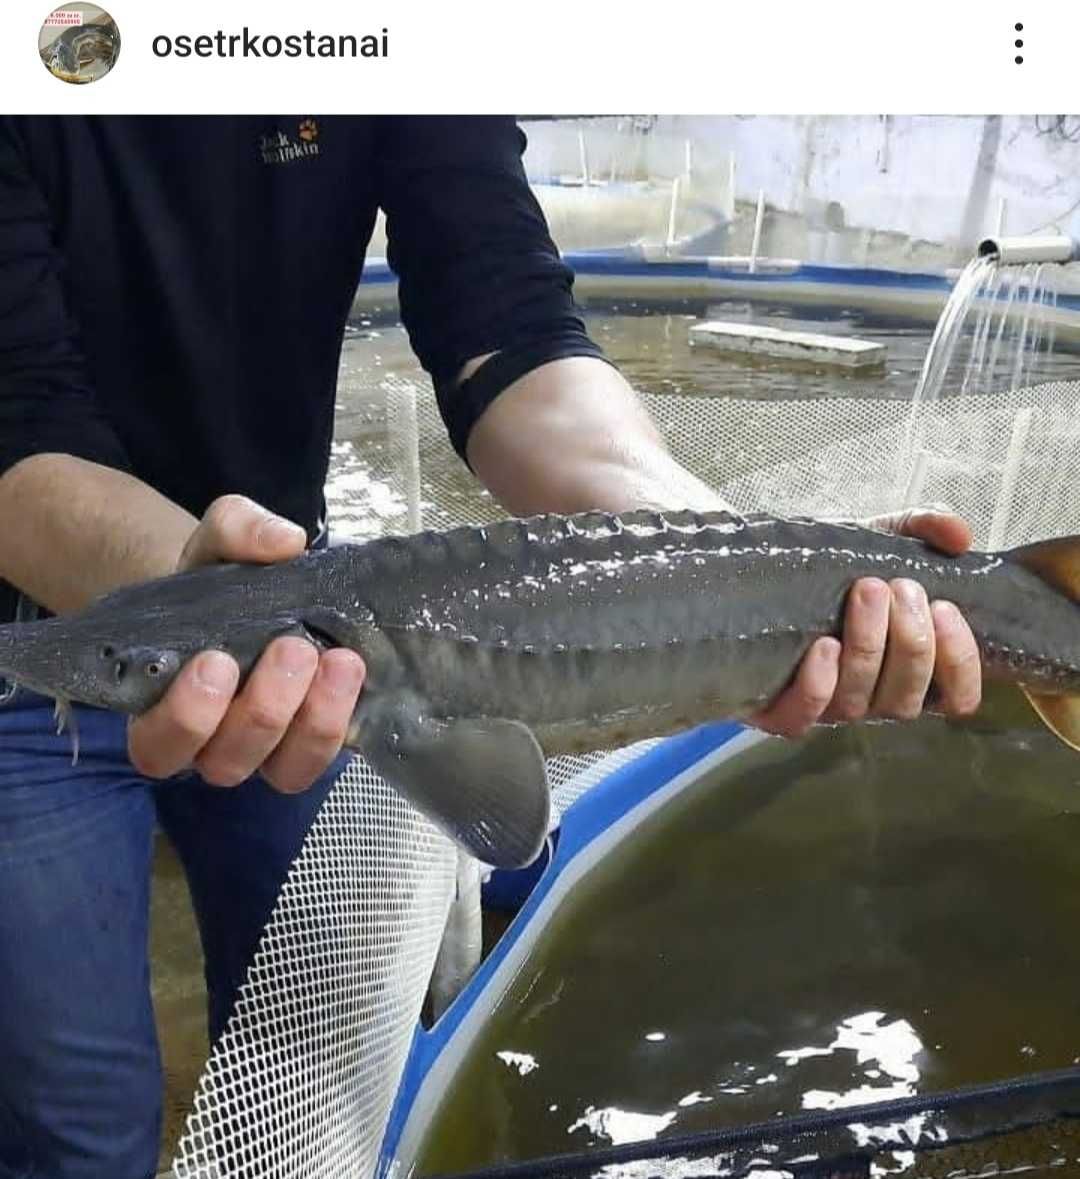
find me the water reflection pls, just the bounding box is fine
[497,1051,539,1077]
[778,1011,923,1110]
[568,1104,677,1145]
[323,440,408,540]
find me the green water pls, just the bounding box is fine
[413,693,1080,1175]
[340,299,1076,411]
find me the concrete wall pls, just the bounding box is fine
[521,116,1080,268]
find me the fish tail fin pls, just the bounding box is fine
[1009,535,1080,751]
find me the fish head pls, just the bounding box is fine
[0,561,313,714]
[0,607,196,714]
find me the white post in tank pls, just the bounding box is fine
[749,188,766,274]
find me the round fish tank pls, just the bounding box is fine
[352,248,1080,350]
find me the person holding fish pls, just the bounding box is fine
[0,116,989,1177]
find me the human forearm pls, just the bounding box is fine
[465,356,729,516]
[0,453,198,613]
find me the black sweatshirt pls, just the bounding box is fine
[0,115,604,566]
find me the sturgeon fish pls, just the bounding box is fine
[0,510,1077,868]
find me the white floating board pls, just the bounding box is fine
[689,320,887,369]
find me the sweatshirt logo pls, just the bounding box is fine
[259,119,320,165]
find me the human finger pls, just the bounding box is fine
[128,650,239,778]
[193,637,319,787]
[749,637,842,739]
[178,494,307,570]
[259,649,366,793]
[869,578,936,720]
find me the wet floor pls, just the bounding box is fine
[413,694,1080,1177]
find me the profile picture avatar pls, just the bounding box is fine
[39,3,120,84]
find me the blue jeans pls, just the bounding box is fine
[0,686,344,1178]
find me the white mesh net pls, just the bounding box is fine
[171,770,455,1179]
[350,373,1080,552]
[647,382,1080,549]
[171,316,1080,1178]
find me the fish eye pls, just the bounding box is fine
[101,644,115,660]
[142,652,179,680]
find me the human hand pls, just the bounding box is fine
[127,495,366,792]
[748,508,982,739]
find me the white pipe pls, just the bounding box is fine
[902,448,930,510]
[666,176,680,248]
[726,151,737,221]
[978,234,1080,264]
[995,197,1007,237]
[390,381,422,534]
[578,128,589,187]
[987,407,1033,550]
[749,189,765,274]
[386,380,423,533]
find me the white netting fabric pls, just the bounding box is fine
[364,374,1080,551]
[172,357,1080,1177]
[548,742,664,812]
[171,771,455,1179]
[645,382,1080,549]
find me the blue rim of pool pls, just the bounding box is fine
[357,251,1080,315]
[378,721,759,1175]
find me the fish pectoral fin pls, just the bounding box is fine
[358,693,551,870]
[1021,689,1080,753]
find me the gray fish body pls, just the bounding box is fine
[2,510,1078,866]
[333,510,1080,748]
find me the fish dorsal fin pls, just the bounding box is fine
[1010,535,1080,601]
[1020,690,1080,752]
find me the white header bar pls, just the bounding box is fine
[5,0,1075,114]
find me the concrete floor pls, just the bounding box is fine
[149,835,208,1172]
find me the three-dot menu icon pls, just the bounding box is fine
[1015,22,1023,64]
